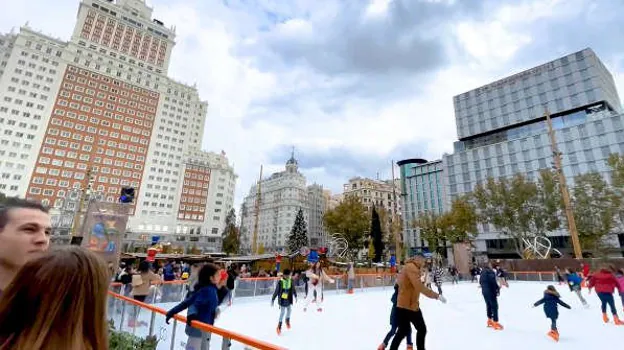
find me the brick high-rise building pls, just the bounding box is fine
[0,0,236,252]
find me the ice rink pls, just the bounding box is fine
[116,281,624,349]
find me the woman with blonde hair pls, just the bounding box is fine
[0,246,110,350]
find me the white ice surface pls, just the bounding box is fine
[113,282,624,349]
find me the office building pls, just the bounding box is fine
[444,48,624,257]
[397,158,446,250]
[0,0,236,252]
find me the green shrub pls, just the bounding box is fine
[108,320,158,350]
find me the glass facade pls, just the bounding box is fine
[445,49,623,255]
[398,159,445,248]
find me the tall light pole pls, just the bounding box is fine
[252,165,263,255]
[545,109,583,259]
[391,160,402,265]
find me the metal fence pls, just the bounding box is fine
[107,289,285,350]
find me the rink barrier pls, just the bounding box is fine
[107,290,286,350]
[109,271,569,303]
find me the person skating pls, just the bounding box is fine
[304,261,334,312]
[432,265,444,295]
[564,267,588,306]
[533,285,571,342]
[388,256,446,350]
[448,266,459,284]
[555,266,565,286]
[616,269,624,312]
[165,263,221,350]
[587,265,623,325]
[271,269,297,335]
[480,262,503,330]
[378,284,413,350]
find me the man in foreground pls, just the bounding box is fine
[389,256,447,350]
[0,198,51,295]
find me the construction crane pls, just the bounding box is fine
[252,165,263,255]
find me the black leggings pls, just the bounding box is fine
[597,292,617,315]
[483,294,499,322]
[389,308,427,350]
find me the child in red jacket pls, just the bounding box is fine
[588,266,623,325]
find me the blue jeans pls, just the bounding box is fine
[483,293,499,322]
[549,317,557,331]
[597,292,617,315]
[347,278,354,290]
[383,324,412,346]
[279,305,292,323]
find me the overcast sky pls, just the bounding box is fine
[1,0,623,208]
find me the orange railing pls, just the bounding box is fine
[107,290,286,350]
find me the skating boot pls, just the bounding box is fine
[376,343,385,350]
[492,321,504,330]
[317,307,323,312]
[286,318,291,329]
[276,322,282,336]
[547,329,559,342]
[614,315,624,326]
[486,318,494,328]
[303,307,307,312]
[603,313,609,323]
[406,345,413,350]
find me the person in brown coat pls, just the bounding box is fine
[389,256,447,350]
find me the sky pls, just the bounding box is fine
[1,0,623,208]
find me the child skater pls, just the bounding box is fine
[616,269,624,312]
[377,284,413,350]
[533,285,571,342]
[272,269,297,335]
[166,263,221,350]
[587,265,623,325]
[564,267,588,306]
[304,261,334,312]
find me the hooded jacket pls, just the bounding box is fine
[534,289,571,319]
[396,258,439,312]
[588,269,621,294]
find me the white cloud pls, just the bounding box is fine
[1,0,623,210]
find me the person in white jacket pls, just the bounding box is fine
[304,261,335,312]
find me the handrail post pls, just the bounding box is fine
[170,319,178,350]
[221,336,232,349]
[148,310,156,337]
[253,279,258,297]
[119,301,126,332]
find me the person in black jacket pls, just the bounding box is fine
[377,284,412,350]
[533,285,571,341]
[271,269,297,335]
[479,262,503,330]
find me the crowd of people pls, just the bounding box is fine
[0,197,623,350]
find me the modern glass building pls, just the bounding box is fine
[444,48,624,257]
[397,158,446,251]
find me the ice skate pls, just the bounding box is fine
[614,315,624,326]
[376,343,385,350]
[492,321,504,330]
[286,318,291,329]
[547,330,559,342]
[486,318,494,328]
[603,313,609,323]
[317,307,323,312]
[406,345,413,350]
[303,307,307,312]
[276,322,282,336]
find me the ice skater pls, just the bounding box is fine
[564,267,587,306]
[388,255,446,350]
[480,262,503,330]
[166,263,221,350]
[272,269,297,335]
[378,284,413,350]
[616,269,624,311]
[587,265,623,325]
[304,261,334,312]
[432,264,444,295]
[533,285,571,342]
